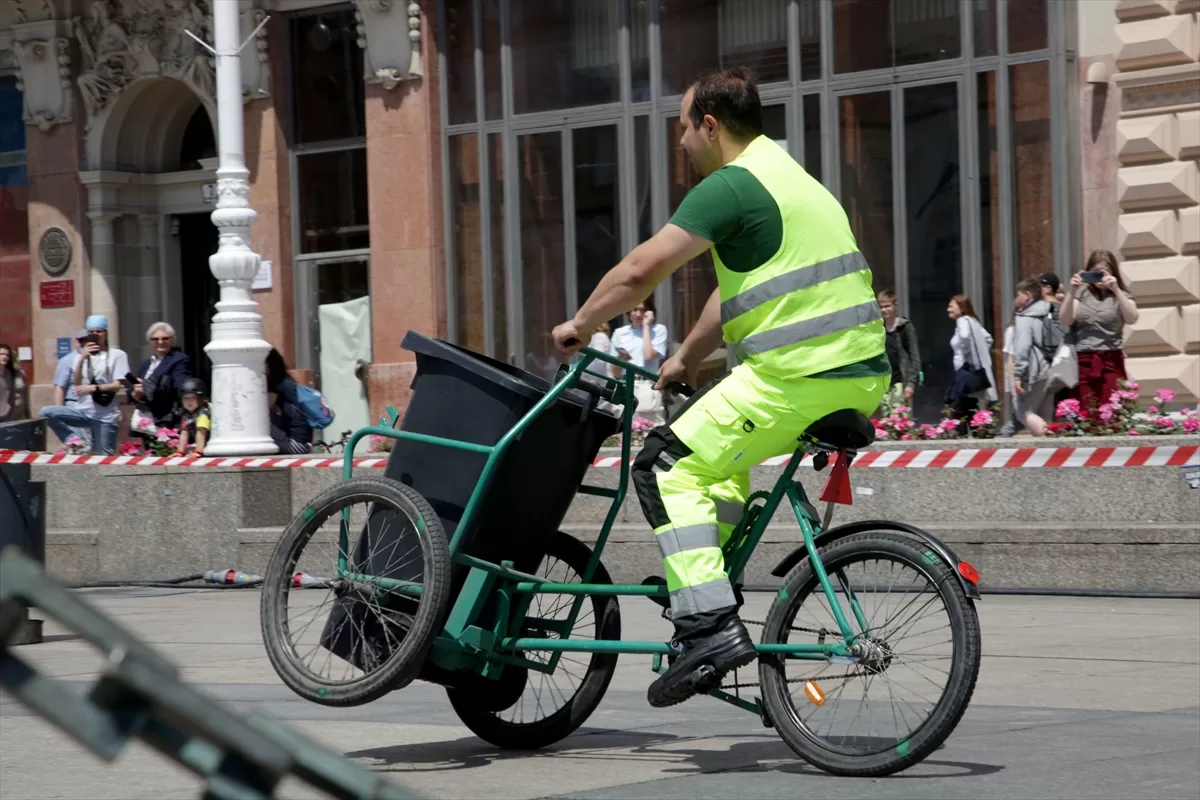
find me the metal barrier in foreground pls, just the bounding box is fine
[0,546,418,800]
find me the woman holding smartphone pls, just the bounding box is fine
[1059,249,1139,413]
[609,298,670,425]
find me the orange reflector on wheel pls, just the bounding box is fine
[804,680,826,706]
[958,561,980,585]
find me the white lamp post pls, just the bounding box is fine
[197,0,277,455]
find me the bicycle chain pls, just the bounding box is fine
[718,619,872,690]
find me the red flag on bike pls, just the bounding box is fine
[818,453,854,505]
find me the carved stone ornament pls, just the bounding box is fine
[38,226,73,277]
[354,0,423,90]
[12,23,74,131]
[73,0,217,122]
[239,6,272,104]
[12,1,55,24]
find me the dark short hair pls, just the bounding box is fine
[687,68,763,142]
[1037,272,1061,293]
[876,289,897,303]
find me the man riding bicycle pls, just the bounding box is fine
[552,68,889,708]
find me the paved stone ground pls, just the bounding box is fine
[2,590,1198,800]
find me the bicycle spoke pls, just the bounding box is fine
[770,550,958,757]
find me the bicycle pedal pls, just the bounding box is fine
[688,664,719,689]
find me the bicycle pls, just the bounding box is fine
[312,429,354,454]
[259,343,982,777]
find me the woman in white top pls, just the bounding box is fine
[609,298,670,425]
[945,294,998,430]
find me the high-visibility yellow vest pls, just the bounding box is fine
[714,136,885,378]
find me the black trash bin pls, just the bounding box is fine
[320,332,620,678]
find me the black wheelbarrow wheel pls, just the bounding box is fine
[260,476,452,707]
[447,531,621,749]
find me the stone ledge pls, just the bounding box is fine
[1113,62,1200,89]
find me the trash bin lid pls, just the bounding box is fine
[400,331,605,411]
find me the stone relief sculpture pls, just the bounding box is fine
[354,0,424,90]
[74,2,136,118]
[73,0,217,122]
[12,35,74,130]
[12,0,55,24]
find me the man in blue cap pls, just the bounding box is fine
[42,316,130,454]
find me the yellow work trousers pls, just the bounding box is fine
[631,364,887,636]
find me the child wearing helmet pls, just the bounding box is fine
[174,377,211,457]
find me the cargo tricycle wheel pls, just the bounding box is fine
[260,476,451,707]
[447,532,620,749]
[759,532,980,776]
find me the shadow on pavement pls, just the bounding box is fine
[345,728,1005,781]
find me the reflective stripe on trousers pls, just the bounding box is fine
[631,365,890,633]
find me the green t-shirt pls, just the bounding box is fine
[668,165,890,380]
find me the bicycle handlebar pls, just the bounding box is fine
[560,341,695,398]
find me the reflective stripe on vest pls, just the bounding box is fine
[720,250,872,325]
[733,300,883,362]
[711,136,885,375]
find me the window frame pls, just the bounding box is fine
[439,0,1072,380]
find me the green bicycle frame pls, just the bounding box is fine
[332,346,870,670]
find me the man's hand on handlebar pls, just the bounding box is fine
[654,353,693,392]
[552,321,586,355]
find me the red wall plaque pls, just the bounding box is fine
[39,279,75,309]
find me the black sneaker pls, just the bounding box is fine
[647,617,757,708]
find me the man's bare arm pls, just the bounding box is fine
[570,224,712,335]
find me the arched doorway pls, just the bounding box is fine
[80,77,220,382]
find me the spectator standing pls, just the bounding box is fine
[129,322,192,436]
[0,344,29,422]
[945,294,998,429]
[37,330,90,447]
[876,290,920,414]
[265,348,313,454]
[1059,249,1139,413]
[610,298,669,425]
[45,315,130,455]
[1010,278,1055,436]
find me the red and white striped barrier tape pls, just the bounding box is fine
[1,445,1196,470]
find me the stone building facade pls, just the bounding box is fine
[1079,0,1199,401]
[1,0,1198,442]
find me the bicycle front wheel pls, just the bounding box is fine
[760,532,981,777]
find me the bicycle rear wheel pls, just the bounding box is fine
[760,532,980,777]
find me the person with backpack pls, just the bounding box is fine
[265,348,316,454]
[1010,278,1056,436]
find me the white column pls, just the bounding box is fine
[203,0,277,455]
[87,211,120,348]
